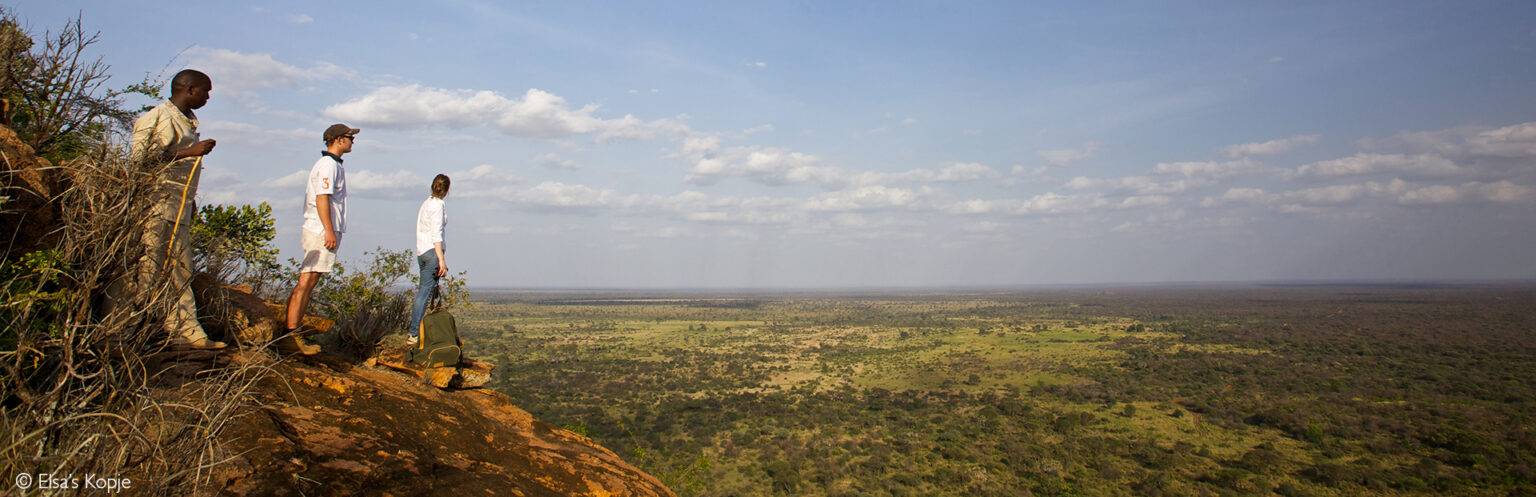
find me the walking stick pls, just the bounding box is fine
[165,155,203,264]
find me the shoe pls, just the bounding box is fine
[275,332,320,356]
[173,329,228,350]
[173,336,228,350]
[405,336,418,346]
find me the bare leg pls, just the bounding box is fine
[286,272,322,330]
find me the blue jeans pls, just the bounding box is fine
[409,251,440,339]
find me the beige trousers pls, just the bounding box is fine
[137,159,206,339]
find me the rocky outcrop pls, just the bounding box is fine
[191,273,331,347]
[0,124,65,257]
[376,350,497,389]
[187,285,673,496]
[211,352,673,497]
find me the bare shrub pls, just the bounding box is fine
[0,150,277,495]
[0,7,147,162]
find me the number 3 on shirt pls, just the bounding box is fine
[322,177,330,189]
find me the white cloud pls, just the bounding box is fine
[1222,134,1319,158]
[678,140,830,187]
[348,169,427,198]
[458,164,524,185]
[803,186,927,212]
[515,181,621,209]
[868,126,890,136]
[891,162,1001,183]
[960,221,1003,233]
[1464,122,1536,158]
[1470,180,1535,204]
[536,153,579,169]
[1293,153,1465,179]
[1395,181,1533,205]
[1119,195,1171,208]
[1290,184,1366,204]
[1200,187,1269,208]
[266,170,309,189]
[1200,177,1529,210]
[681,139,1000,189]
[945,192,1111,216]
[183,47,349,97]
[323,85,689,141]
[1004,165,1056,186]
[901,118,918,126]
[1152,158,1261,179]
[1398,185,1463,205]
[1040,142,1100,167]
[200,120,312,147]
[613,222,696,239]
[1015,192,1111,215]
[932,162,998,182]
[438,164,526,201]
[1065,175,1207,196]
[754,61,767,68]
[738,124,775,137]
[831,213,871,228]
[289,14,314,24]
[1369,122,1536,159]
[1224,135,1320,158]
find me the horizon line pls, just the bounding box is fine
[462,277,1536,293]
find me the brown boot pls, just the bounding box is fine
[274,331,320,356]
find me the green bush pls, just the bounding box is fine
[0,248,72,341]
[191,202,282,296]
[293,247,471,360]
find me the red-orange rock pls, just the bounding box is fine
[214,352,674,497]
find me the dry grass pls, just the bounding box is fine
[1,151,274,495]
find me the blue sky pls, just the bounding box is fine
[14,1,1536,287]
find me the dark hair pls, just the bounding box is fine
[431,174,451,198]
[170,69,210,95]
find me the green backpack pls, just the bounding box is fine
[411,286,462,368]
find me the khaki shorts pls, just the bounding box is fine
[300,229,341,273]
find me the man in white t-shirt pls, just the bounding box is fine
[280,123,357,354]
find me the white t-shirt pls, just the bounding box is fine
[302,153,347,234]
[415,196,447,255]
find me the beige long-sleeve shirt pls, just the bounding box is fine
[130,100,198,163]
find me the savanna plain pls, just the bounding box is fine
[456,285,1536,496]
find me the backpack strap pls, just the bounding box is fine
[428,281,445,312]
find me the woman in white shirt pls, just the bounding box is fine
[408,174,450,345]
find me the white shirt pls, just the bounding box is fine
[415,196,447,255]
[302,153,347,234]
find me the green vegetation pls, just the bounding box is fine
[461,287,1536,496]
[192,202,284,295]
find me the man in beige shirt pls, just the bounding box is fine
[129,69,224,349]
